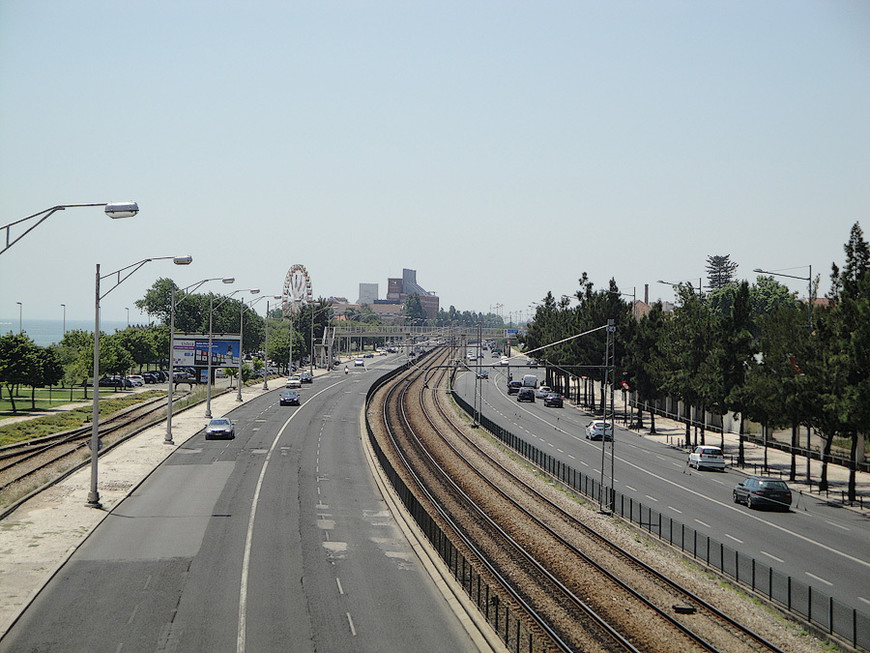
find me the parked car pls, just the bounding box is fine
[286,376,302,388]
[141,372,158,384]
[354,358,365,367]
[204,417,235,440]
[517,387,535,402]
[126,375,145,386]
[733,477,792,511]
[300,371,313,384]
[688,445,726,471]
[507,380,522,395]
[535,385,552,399]
[585,420,613,441]
[98,376,132,388]
[279,390,300,406]
[543,393,563,408]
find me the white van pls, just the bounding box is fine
[522,374,538,388]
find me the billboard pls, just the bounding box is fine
[172,335,241,368]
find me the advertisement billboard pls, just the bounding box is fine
[172,335,241,369]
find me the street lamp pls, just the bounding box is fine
[753,265,814,480]
[248,294,282,390]
[235,289,260,401]
[752,266,813,331]
[16,302,22,333]
[205,288,258,417]
[61,304,66,335]
[1,202,139,256]
[165,276,234,445]
[88,254,192,508]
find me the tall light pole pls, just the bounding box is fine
[236,289,260,401]
[205,288,258,418]
[88,254,193,508]
[165,276,234,445]
[753,264,814,480]
[248,294,282,390]
[16,302,22,333]
[61,303,66,335]
[2,201,139,256]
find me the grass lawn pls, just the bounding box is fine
[0,385,141,415]
[0,389,166,446]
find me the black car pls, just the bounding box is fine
[300,371,313,384]
[543,393,563,408]
[507,380,522,395]
[733,476,792,511]
[280,390,300,406]
[517,387,535,402]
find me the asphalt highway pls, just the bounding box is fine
[0,357,479,652]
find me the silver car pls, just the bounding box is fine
[205,418,235,440]
[585,420,613,441]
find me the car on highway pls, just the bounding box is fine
[517,387,535,403]
[585,420,613,441]
[299,371,313,384]
[279,390,300,406]
[543,393,563,408]
[688,445,726,471]
[354,358,365,367]
[476,369,489,379]
[499,357,510,366]
[527,359,538,368]
[507,380,522,395]
[535,385,552,399]
[285,375,302,388]
[733,476,792,511]
[364,352,374,358]
[204,417,235,440]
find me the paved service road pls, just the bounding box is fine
[1,360,478,652]
[455,366,870,617]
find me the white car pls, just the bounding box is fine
[688,445,725,471]
[285,376,302,388]
[499,357,510,366]
[354,358,365,367]
[585,420,613,441]
[535,385,552,399]
[126,375,145,386]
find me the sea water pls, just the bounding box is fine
[0,319,134,347]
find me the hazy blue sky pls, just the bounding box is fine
[1,1,868,325]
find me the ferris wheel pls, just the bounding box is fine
[283,264,312,316]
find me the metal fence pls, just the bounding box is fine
[451,390,870,652]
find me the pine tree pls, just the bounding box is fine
[706,254,739,290]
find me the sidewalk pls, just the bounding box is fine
[0,373,297,638]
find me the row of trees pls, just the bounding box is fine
[522,223,868,499]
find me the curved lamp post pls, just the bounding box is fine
[88,254,193,508]
[248,294,282,391]
[165,276,234,445]
[205,288,258,418]
[2,202,139,256]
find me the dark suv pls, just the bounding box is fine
[507,380,522,395]
[516,387,535,402]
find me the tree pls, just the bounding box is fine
[706,254,738,290]
[403,294,427,323]
[624,302,669,433]
[0,333,40,412]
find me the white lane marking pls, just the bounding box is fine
[825,520,850,532]
[336,578,344,595]
[725,534,743,544]
[346,612,357,636]
[238,380,344,653]
[805,572,833,586]
[668,506,682,514]
[695,519,711,528]
[709,478,725,486]
[859,597,870,607]
[645,495,659,502]
[625,485,637,492]
[126,604,139,625]
[761,551,784,563]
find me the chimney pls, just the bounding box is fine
[644,284,649,304]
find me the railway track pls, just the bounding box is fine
[372,347,790,652]
[0,395,173,510]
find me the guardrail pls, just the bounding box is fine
[450,390,870,652]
